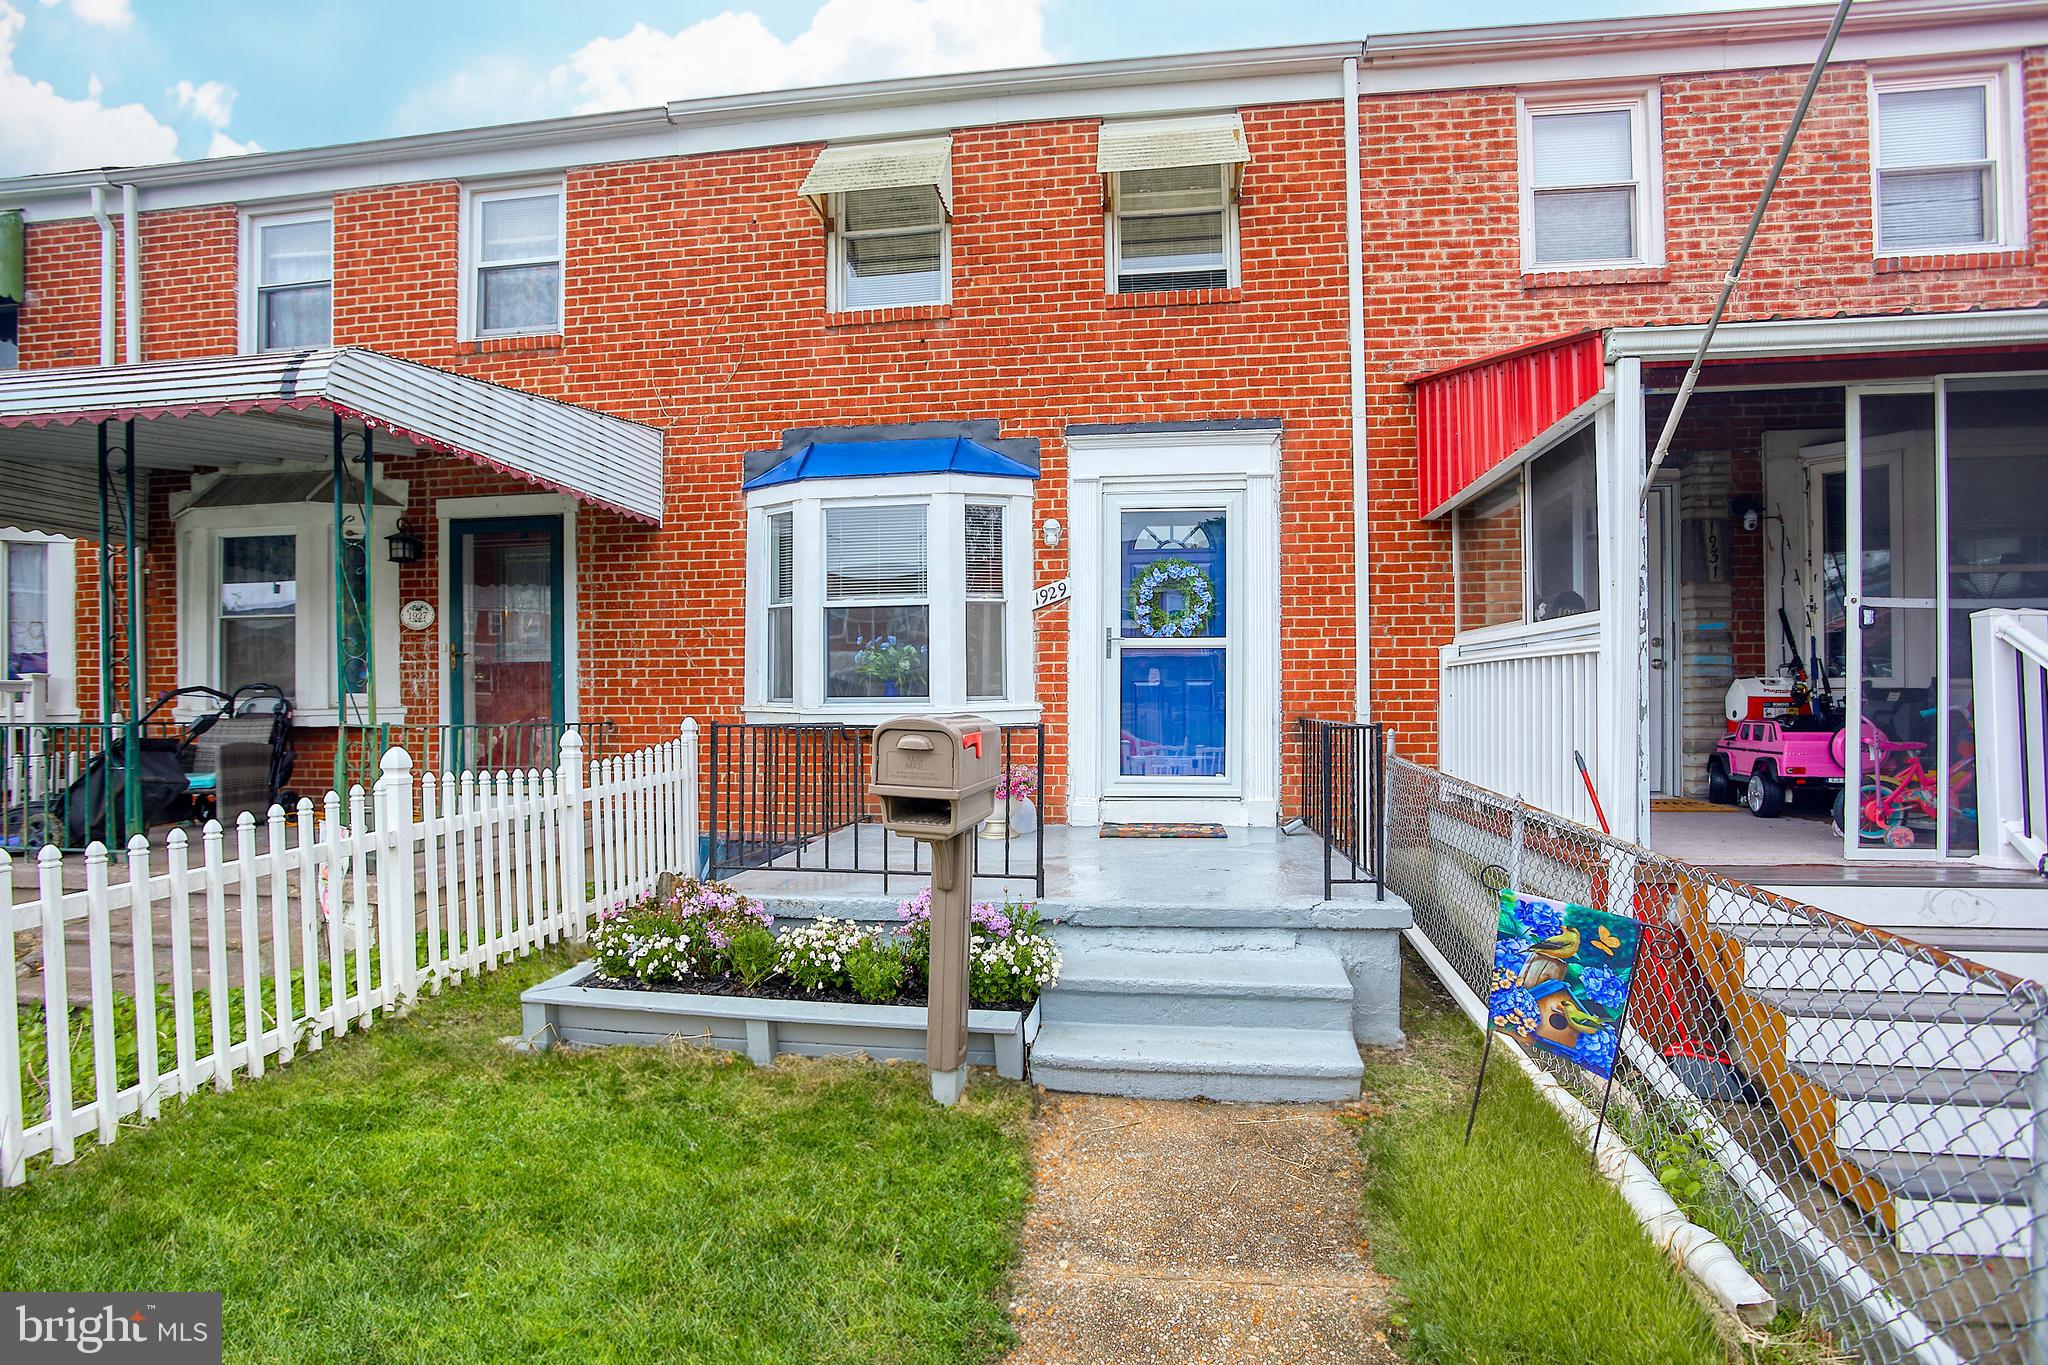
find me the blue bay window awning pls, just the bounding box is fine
[742,436,1039,492]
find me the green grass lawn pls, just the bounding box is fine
[1,948,1033,1364]
[1352,951,1730,1365]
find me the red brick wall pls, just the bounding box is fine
[21,105,1357,818]
[1361,56,2048,762]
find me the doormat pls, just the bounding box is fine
[1651,798,1731,814]
[1099,822,1227,839]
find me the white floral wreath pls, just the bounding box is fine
[1127,557,1216,638]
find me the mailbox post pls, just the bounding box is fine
[870,714,999,1106]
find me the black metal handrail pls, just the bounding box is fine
[703,721,1047,897]
[1296,717,1386,901]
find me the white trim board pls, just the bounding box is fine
[1065,427,1283,828]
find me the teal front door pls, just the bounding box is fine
[448,516,565,770]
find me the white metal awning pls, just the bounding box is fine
[0,347,665,538]
[799,135,953,216]
[1097,112,1248,176]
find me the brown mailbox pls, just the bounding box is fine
[871,715,1000,839]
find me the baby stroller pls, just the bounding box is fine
[2,684,295,852]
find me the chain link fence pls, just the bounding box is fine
[1383,755,2045,1364]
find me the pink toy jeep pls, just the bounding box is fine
[1707,718,1847,817]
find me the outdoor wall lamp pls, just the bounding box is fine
[386,518,425,565]
[1041,518,1063,547]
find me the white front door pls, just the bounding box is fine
[1100,492,1244,799]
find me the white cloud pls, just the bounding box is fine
[169,77,235,128]
[0,2,177,174]
[37,0,131,30]
[204,130,260,159]
[400,0,1050,131]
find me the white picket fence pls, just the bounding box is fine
[0,721,700,1185]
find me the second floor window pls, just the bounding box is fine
[1521,94,1659,270]
[1874,74,2009,253]
[250,212,332,351]
[469,186,563,336]
[1099,113,1247,295]
[1109,165,1235,293]
[834,186,947,309]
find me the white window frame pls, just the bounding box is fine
[0,531,79,719]
[827,188,951,312]
[1517,87,1664,273]
[458,180,567,340]
[238,203,334,355]
[172,480,408,726]
[743,475,1038,724]
[1105,164,1241,295]
[1868,62,2024,258]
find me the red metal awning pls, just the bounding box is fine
[1413,331,1605,519]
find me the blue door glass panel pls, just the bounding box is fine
[1120,510,1226,637]
[1117,507,1228,779]
[1119,649,1226,777]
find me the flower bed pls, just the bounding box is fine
[519,878,1061,1077]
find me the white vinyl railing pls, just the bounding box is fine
[0,720,700,1185]
[1972,607,2048,874]
[1439,614,1605,828]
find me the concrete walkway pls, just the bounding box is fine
[1005,1094,1396,1364]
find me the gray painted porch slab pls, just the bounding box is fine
[519,960,1036,1078]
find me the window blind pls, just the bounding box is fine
[769,512,794,604]
[481,193,560,262]
[825,505,927,599]
[1879,86,1988,167]
[1531,110,1633,187]
[260,220,331,285]
[965,505,1004,596]
[1876,84,1994,251]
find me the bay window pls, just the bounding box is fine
[746,478,1035,721]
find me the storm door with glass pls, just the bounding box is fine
[1838,382,2048,859]
[1102,495,1241,795]
[449,516,564,772]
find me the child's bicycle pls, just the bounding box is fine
[1832,708,1976,849]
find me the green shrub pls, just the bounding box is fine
[847,939,909,1004]
[727,925,780,989]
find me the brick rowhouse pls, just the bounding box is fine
[6,3,2047,814]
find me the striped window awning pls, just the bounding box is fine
[799,136,954,217]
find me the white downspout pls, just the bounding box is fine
[119,183,141,363]
[1343,53,1370,722]
[89,185,115,364]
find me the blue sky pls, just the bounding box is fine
[3,0,1800,177]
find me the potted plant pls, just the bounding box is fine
[980,765,1039,841]
[852,635,927,697]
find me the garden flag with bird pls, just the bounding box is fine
[1489,892,1639,1078]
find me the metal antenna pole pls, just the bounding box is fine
[1638,0,1855,507]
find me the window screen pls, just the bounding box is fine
[1528,108,1638,266]
[837,186,945,309]
[1113,164,1230,293]
[1877,84,1996,251]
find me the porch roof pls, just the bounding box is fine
[0,347,666,536]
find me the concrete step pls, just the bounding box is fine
[1029,1020,1364,1103]
[1040,946,1355,1031]
[1784,1014,2031,1073]
[1839,1148,2029,1258]
[1792,1059,2028,1108]
[1834,1097,2031,1161]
